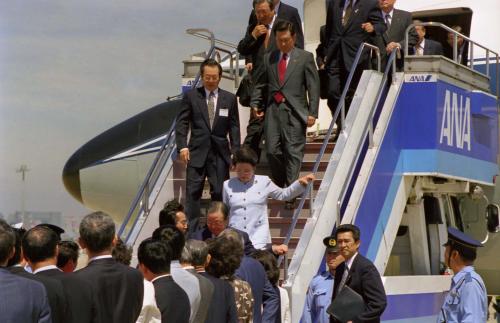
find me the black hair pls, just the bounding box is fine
[207,201,230,221]
[57,240,79,268]
[138,238,172,274]
[159,199,184,227]
[233,146,258,166]
[275,20,295,36]
[253,0,275,10]
[79,211,116,253]
[152,225,185,261]
[335,224,361,241]
[252,250,280,286]
[22,226,59,263]
[200,58,223,77]
[0,219,15,264]
[112,238,133,266]
[7,227,26,267]
[450,242,477,263]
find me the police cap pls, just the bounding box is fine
[323,236,340,252]
[443,227,483,249]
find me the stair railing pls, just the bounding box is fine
[277,42,381,267]
[118,29,240,242]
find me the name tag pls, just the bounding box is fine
[219,108,229,117]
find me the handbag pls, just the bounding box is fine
[326,285,365,322]
[236,73,254,107]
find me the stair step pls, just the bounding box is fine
[304,142,335,154]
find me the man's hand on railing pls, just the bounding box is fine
[179,148,190,164]
[272,244,288,255]
[307,116,316,127]
[299,173,315,186]
[252,107,265,120]
[386,42,401,54]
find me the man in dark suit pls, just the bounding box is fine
[189,201,288,256]
[444,25,468,66]
[22,226,96,323]
[22,226,70,323]
[373,0,418,70]
[0,219,51,323]
[238,0,304,159]
[330,224,386,323]
[76,211,144,323]
[251,20,320,191]
[190,239,238,323]
[176,58,240,234]
[138,238,190,323]
[411,20,443,56]
[324,0,386,126]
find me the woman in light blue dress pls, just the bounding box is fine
[223,147,314,249]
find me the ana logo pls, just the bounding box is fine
[408,74,433,82]
[439,90,471,151]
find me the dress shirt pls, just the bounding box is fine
[438,265,487,323]
[381,9,393,27]
[345,252,358,270]
[136,279,161,323]
[223,174,305,248]
[300,271,334,323]
[88,254,113,262]
[33,265,61,274]
[415,39,425,56]
[171,261,201,323]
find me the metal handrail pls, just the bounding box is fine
[118,28,240,240]
[404,22,500,96]
[277,42,381,267]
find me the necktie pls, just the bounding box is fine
[343,0,352,26]
[208,91,215,128]
[385,13,391,30]
[273,53,288,104]
[264,24,271,48]
[337,266,349,291]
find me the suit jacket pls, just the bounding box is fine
[409,38,444,56]
[331,254,387,323]
[185,268,214,323]
[372,9,418,70]
[247,1,304,50]
[325,0,386,71]
[75,258,144,323]
[189,226,257,256]
[10,266,69,323]
[175,87,240,168]
[36,268,96,323]
[444,42,468,65]
[235,256,280,323]
[251,48,320,125]
[0,268,51,323]
[200,272,238,323]
[152,276,190,323]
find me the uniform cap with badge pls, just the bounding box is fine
[323,235,340,253]
[443,227,483,250]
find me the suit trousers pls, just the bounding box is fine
[243,113,264,160]
[265,101,306,188]
[326,57,365,131]
[185,149,229,234]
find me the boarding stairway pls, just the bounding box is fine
[119,24,499,323]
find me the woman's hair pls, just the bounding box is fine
[206,229,244,279]
[252,250,280,286]
[232,146,258,166]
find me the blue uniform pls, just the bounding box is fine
[438,266,487,323]
[300,271,334,323]
[223,175,305,248]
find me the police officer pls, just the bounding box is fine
[300,236,345,323]
[438,227,488,323]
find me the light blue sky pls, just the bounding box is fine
[0,1,304,225]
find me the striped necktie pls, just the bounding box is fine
[207,91,215,128]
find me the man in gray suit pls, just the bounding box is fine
[373,0,418,70]
[251,20,320,195]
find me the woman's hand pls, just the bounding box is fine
[298,173,315,186]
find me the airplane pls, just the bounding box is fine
[63,0,500,321]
